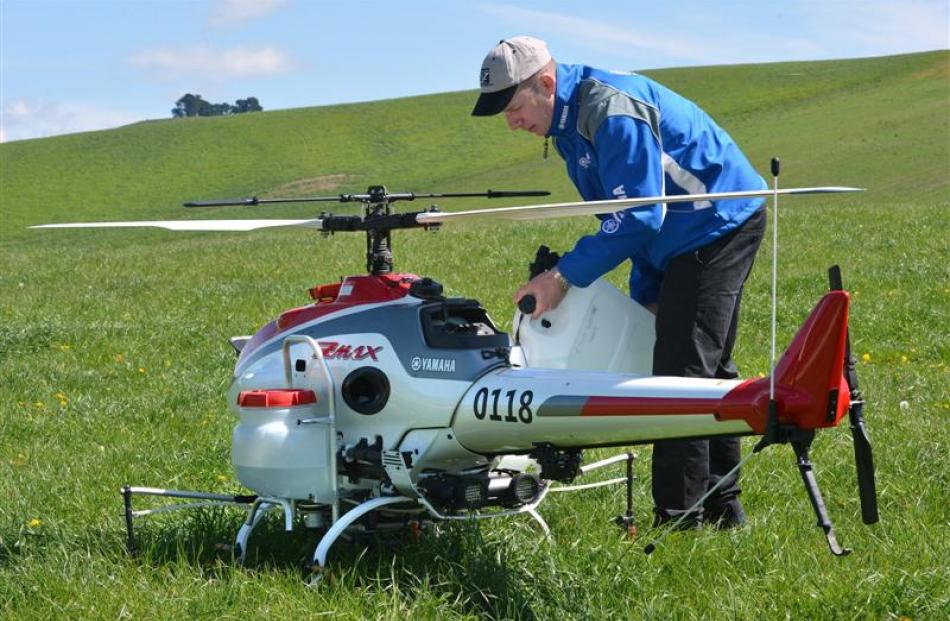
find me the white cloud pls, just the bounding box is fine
[475,2,948,68]
[476,3,713,65]
[471,3,818,66]
[0,99,140,142]
[802,1,949,56]
[207,0,289,29]
[127,45,294,80]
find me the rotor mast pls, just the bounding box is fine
[364,185,395,275]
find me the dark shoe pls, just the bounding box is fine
[652,508,702,530]
[705,500,747,529]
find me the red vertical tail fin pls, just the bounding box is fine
[718,291,851,432]
[772,290,851,429]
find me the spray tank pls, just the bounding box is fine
[511,246,655,374]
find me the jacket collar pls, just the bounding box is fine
[547,63,582,138]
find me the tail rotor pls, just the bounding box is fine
[828,265,879,525]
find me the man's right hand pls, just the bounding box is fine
[513,269,569,320]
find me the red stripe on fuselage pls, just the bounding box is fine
[581,396,721,416]
[277,274,417,332]
[237,273,418,363]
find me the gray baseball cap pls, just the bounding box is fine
[472,36,552,116]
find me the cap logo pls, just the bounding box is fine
[480,67,491,87]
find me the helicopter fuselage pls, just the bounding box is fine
[227,272,779,511]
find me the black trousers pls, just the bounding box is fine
[650,207,766,524]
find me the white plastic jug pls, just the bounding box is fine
[512,278,655,375]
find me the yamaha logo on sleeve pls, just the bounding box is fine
[601,217,621,234]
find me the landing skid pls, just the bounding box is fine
[120,450,635,575]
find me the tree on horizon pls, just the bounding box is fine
[172,94,264,118]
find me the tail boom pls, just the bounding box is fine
[451,291,852,454]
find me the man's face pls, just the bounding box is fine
[503,82,554,138]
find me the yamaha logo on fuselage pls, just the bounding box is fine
[410,356,456,373]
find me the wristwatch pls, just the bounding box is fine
[551,267,572,292]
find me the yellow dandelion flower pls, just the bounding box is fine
[216,475,228,482]
[115,353,125,364]
[757,372,766,378]
[34,401,45,409]
[138,367,146,374]
[861,353,871,363]
[28,518,42,528]
[58,344,71,352]
[900,355,908,364]
[55,392,68,405]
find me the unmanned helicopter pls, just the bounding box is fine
[33,162,878,574]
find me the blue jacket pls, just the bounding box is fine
[550,63,766,305]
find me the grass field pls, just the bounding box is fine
[1,51,948,619]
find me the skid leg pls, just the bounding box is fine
[614,453,637,538]
[234,500,272,563]
[122,485,137,556]
[310,496,413,572]
[526,508,552,539]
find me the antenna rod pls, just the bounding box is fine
[769,158,780,404]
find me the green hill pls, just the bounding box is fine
[3,50,946,236]
[0,51,948,620]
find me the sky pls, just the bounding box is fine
[1,0,948,143]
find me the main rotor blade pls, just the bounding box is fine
[184,189,551,207]
[30,219,323,232]
[415,187,864,224]
[413,190,551,199]
[184,197,344,207]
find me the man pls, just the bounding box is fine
[472,36,767,529]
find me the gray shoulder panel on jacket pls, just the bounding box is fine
[577,79,660,146]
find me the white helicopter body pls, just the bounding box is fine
[33,183,877,570]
